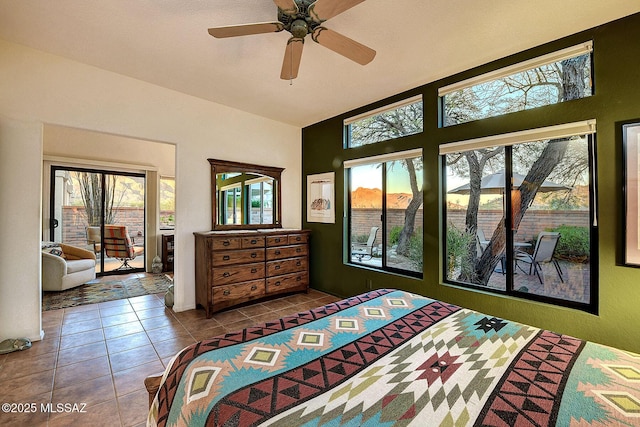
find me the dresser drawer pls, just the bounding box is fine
[212,248,265,266]
[267,257,307,276]
[288,233,309,245]
[212,262,265,285]
[242,236,265,248]
[213,280,265,303]
[266,235,289,247]
[266,272,308,293]
[266,244,308,261]
[211,237,242,250]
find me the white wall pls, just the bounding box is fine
[0,39,301,341]
[43,124,176,176]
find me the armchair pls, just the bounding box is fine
[104,225,144,270]
[42,243,97,291]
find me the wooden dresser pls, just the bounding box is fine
[194,229,310,318]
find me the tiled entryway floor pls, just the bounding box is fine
[0,275,341,426]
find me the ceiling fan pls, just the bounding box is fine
[208,0,376,80]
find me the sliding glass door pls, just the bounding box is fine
[50,166,146,275]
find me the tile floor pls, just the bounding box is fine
[0,274,342,426]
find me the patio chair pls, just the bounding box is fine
[477,229,506,274]
[351,226,379,262]
[86,226,102,254]
[476,228,488,257]
[103,224,144,270]
[515,231,564,284]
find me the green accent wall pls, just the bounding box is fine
[302,13,640,354]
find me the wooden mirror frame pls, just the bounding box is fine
[208,158,284,230]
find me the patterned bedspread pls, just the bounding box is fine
[148,289,640,426]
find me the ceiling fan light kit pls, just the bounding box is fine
[208,0,376,80]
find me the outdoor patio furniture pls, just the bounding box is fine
[476,228,489,257]
[103,224,144,270]
[515,231,563,284]
[351,226,379,262]
[86,226,101,254]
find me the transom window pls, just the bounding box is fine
[439,42,593,126]
[344,95,423,148]
[441,121,598,312]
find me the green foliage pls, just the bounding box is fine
[389,226,403,245]
[446,222,475,277]
[407,229,423,270]
[352,233,369,244]
[251,199,261,208]
[547,225,590,262]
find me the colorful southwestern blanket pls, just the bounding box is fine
[148,289,640,426]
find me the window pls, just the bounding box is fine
[346,149,423,277]
[440,42,593,126]
[221,184,241,225]
[247,177,273,224]
[441,120,597,312]
[160,176,175,229]
[344,95,423,148]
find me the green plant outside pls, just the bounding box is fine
[389,225,403,246]
[407,228,423,269]
[547,225,590,262]
[446,222,475,277]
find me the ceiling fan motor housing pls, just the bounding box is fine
[278,0,320,38]
[290,19,309,38]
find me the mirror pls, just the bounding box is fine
[209,159,284,230]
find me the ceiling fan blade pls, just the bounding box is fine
[312,27,375,65]
[281,37,304,80]
[308,0,367,22]
[272,0,299,15]
[208,22,284,38]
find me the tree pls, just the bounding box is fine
[76,172,123,226]
[350,102,423,257]
[446,55,590,285]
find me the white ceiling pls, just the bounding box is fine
[1,1,639,127]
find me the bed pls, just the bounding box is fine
[146,289,640,426]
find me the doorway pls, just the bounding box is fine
[50,166,146,275]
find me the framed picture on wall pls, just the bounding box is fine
[307,172,335,223]
[623,121,640,266]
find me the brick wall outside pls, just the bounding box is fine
[60,206,174,247]
[351,208,589,244]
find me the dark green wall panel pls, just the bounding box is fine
[302,13,640,353]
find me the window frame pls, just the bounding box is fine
[345,148,423,279]
[440,121,599,313]
[438,41,593,127]
[343,95,423,148]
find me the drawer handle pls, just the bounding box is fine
[251,268,257,273]
[295,237,301,241]
[223,241,230,246]
[296,276,301,282]
[223,272,231,278]
[223,255,230,261]
[250,239,257,244]
[296,261,301,266]
[251,253,257,258]
[275,250,281,255]
[274,281,281,286]
[274,265,280,270]
[296,248,301,253]
[275,238,281,242]
[251,285,257,291]
[223,290,230,296]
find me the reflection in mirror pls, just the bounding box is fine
[209,159,283,230]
